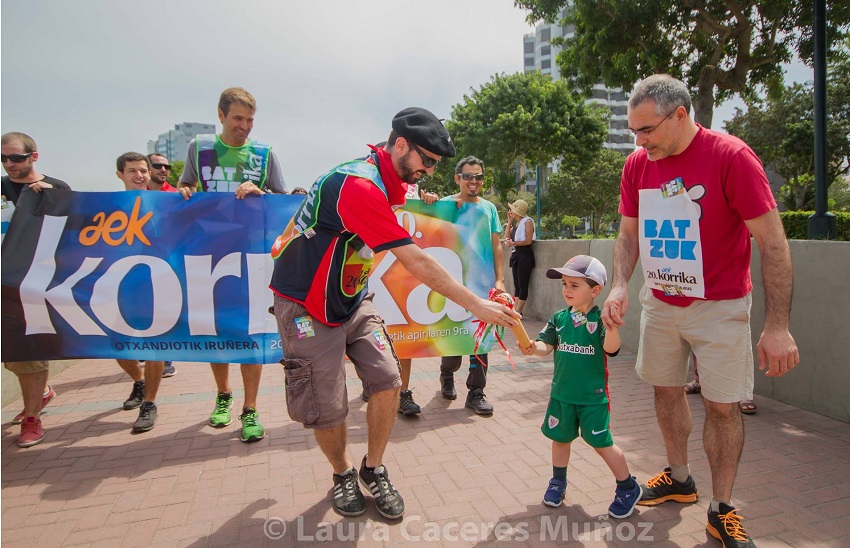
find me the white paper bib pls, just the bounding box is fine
[638,182,705,298]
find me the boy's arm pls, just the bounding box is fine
[521,340,554,357]
[603,325,621,355]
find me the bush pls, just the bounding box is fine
[779,211,850,241]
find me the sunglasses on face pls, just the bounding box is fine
[408,141,439,169]
[151,163,171,170]
[459,173,485,182]
[1,153,33,163]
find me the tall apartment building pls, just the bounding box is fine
[147,122,216,163]
[523,11,634,156]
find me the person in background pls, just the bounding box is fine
[504,199,535,315]
[1,131,70,447]
[113,152,167,433]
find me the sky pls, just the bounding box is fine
[2,1,814,192]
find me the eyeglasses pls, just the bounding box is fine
[408,141,440,168]
[627,108,678,137]
[459,173,485,182]
[151,163,171,170]
[1,153,34,163]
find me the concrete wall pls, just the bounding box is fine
[506,239,850,423]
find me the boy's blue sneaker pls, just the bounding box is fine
[543,477,567,508]
[608,477,642,518]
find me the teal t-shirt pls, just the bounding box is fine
[537,305,609,405]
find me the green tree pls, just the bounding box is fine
[516,0,850,128]
[167,160,185,187]
[724,59,850,210]
[544,148,625,234]
[445,71,608,199]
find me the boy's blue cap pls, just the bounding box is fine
[546,255,607,287]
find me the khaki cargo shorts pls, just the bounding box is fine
[636,285,754,403]
[273,293,401,430]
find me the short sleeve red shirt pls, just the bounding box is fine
[269,146,413,324]
[619,126,776,305]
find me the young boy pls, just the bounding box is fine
[521,255,642,518]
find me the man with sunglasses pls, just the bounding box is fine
[602,75,798,548]
[438,156,505,415]
[147,153,178,192]
[1,132,71,447]
[178,87,286,444]
[1,132,70,202]
[269,107,519,520]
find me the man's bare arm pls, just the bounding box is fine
[744,209,799,377]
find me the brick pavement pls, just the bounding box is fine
[3,319,850,547]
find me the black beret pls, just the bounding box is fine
[391,107,456,158]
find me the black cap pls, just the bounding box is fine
[391,107,456,158]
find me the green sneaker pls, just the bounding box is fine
[239,407,265,442]
[209,392,233,427]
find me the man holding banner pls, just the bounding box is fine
[269,107,519,520]
[439,155,505,415]
[178,87,286,443]
[113,152,167,433]
[2,132,70,447]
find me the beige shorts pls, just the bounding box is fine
[4,361,50,374]
[273,292,401,430]
[636,285,754,403]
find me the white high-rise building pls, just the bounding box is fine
[523,11,634,156]
[147,122,216,163]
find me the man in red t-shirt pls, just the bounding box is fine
[270,108,519,520]
[602,75,798,547]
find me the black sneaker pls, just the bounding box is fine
[465,388,493,415]
[123,380,145,410]
[332,468,366,517]
[132,401,157,432]
[162,362,176,377]
[359,456,405,519]
[398,390,421,416]
[707,503,756,547]
[637,467,699,506]
[440,374,457,400]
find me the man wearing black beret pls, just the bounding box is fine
[269,107,520,520]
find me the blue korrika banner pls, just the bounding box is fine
[1,190,498,364]
[1,190,297,364]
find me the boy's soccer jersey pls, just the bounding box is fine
[537,305,609,405]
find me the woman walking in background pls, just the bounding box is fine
[504,199,536,315]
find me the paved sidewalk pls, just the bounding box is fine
[3,319,850,547]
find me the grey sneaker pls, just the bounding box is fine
[161,362,176,377]
[398,390,421,416]
[132,401,157,432]
[123,380,145,410]
[332,468,366,517]
[465,388,493,415]
[440,374,457,400]
[359,456,404,519]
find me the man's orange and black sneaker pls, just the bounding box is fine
[706,503,756,547]
[636,467,698,506]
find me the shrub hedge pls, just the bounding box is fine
[779,211,850,241]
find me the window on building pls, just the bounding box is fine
[541,28,550,43]
[542,59,551,70]
[524,41,535,54]
[542,45,551,56]
[525,57,535,67]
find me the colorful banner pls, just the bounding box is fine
[1,191,497,363]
